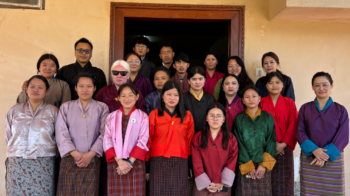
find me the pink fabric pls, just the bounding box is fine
[204,70,224,95]
[195,173,212,191]
[221,167,235,187]
[103,109,149,160]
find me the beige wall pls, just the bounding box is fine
[1,0,350,195]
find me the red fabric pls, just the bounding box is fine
[130,145,148,161]
[191,131,238,183]
[145,109,195,161]
[203,70,224,95]
[171,72,190,93]
[225,96,245,132]
[120,106,136,116]
[260,95,298,150]
[105,147,117,163]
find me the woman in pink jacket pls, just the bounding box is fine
[103,83,149,196]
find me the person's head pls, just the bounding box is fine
[200,102,230,150]
[188,66,206,91]
[158,81,186,122]
[218,74,240,106]
[227,56,243,76]
[26,75,49,102]
[125,52,142,73]
[204,51,219,71]
[111,60,131,87]
[37,53,60,79]
[118,83,139,110]
[173,52,190,75]
[241,85,261,109]
[74,72,96,101]
[74,38,93,64]
[159,41,175,64]
[132,36,151,58]
[261,52,280,74]
[265,72,284,96]
[153,66,170,91]
[312,72,333,99]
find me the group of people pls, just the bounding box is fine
[4,36,348,196]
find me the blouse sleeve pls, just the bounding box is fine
[258,114,277,172]
[323,106,349,161]
[191,133,211,191]
[284,77,295,102]
[103,113,116,163]
[145,95,152,115]
[187,112,195,156]
[233,118,255,175]
[213,79,222,101]
[55,103,77,158]
[145,111,156,162]
[4,107,15,145]
[221,135,238,187]
[90,104,109,157]
[281,100,298,150]
[130,112,150,160]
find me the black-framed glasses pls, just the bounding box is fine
[112,71,128,76]
[76,48,92,54]
[127,60,141,64]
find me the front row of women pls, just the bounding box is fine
[5,70,348,196]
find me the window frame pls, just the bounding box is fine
[0,0,44,10]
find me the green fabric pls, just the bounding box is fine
[233,111,276,166]
[213,78,223,100]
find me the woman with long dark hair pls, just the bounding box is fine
[213,56,253,100]
[255,52,295,101]
[203,52,225,95]
[146,81,195,196]
[192,102,238,195]
[260,72,298,195]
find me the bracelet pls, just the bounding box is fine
[123,158,134,166]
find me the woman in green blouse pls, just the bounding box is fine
[233,85,276,196]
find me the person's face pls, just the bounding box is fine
[227,59,242,76]
[154,71,169,91]
[133,43,149,57]
[75,43,92,64]
[173,60,189,74]
[204,54,218,70]
[119,87,139,110]
[127,54,142,73]
[223,76,239,97]
[206,108,225,130]
[39,59,57,79]
[159,47,174,64]
[263,56,278,74]
[266,76,283,95]
[162,88,179,109]
[242,89,261,109]
[75,77,96,101]
[189,73,206,91]
[26,78,47,101]
[312,76,333,99]
[111,65,130,87]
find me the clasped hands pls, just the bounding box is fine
[115,157,135,175]
[248,165,266,180]
[70,150,96,168]
[206,183,224,193]
[311,148,329,167]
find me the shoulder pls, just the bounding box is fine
[185,110,194,119]
[193,131,203,141]
[8,103,25,114]
[149,109,159,118]
[59,100,73,109]
[54,78,70,87]
[91,66,105,73]
[256,76,266,85]
[204,93,215,101]
[93,100,109,110]
[58,64,74,71]
[261,110,273,118]
[99,84,112,92]
[332,102,348,113]
[229,132,237,142]
[136,109,149,118]
[300,101,314,111]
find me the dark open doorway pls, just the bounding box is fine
[124,20,230,73]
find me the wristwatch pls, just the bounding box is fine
[123,158,134,166]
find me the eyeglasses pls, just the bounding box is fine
[208,114,223,119]
[112,71,128,76]
[127,60,141,64]
[135,44,147,48]
[76,48,92,54]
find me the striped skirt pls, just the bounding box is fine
[271,148,294,195]
[192,182,232,196]
[150,156,188,196]
[107,159,145,196]
[235,163,272,196]
[300,152,345,196]
[5,156,56,196]
[56,156,101,196]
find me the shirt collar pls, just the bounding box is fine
[314,97,333,113]
[245,108,261,120]
[226,94,239,106]
[164,107,177,118]
[190,88,204,101]
[120,106,136,116]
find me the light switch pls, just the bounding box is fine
[256,68,265,77]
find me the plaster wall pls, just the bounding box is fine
[1,0,350,195]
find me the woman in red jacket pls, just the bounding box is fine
[146,81,195,196]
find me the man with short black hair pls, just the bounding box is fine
[56,37,107,100]
[171,52,191,93]
[156,41,176,77]
[132,36,155,80]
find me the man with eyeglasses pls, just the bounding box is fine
[55,37,107,100]
[132,36,155,80]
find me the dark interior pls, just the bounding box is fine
[124,19,230,73]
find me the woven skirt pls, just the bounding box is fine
[56,156,101,196]
[107,159,145,196]
[193,182,232,196]
[235,164,272,196]
[5,156,55,196]
[150,156,188,196]
[300,152,345,196]
[271,148,294,195]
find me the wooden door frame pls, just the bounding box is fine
[110,2,245,73]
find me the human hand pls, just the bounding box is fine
[76,151,96,167]
[312,148,329,161]
[248,169,257,180]
[70,150,83,162]
[215,183,224,192]
[146,173,150,181]
[311,158,325,167]
[256,165,266,179]
[116,160,133,175]
[276,142,287,155]
[22,80,28,90]
[206,183,218,193]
